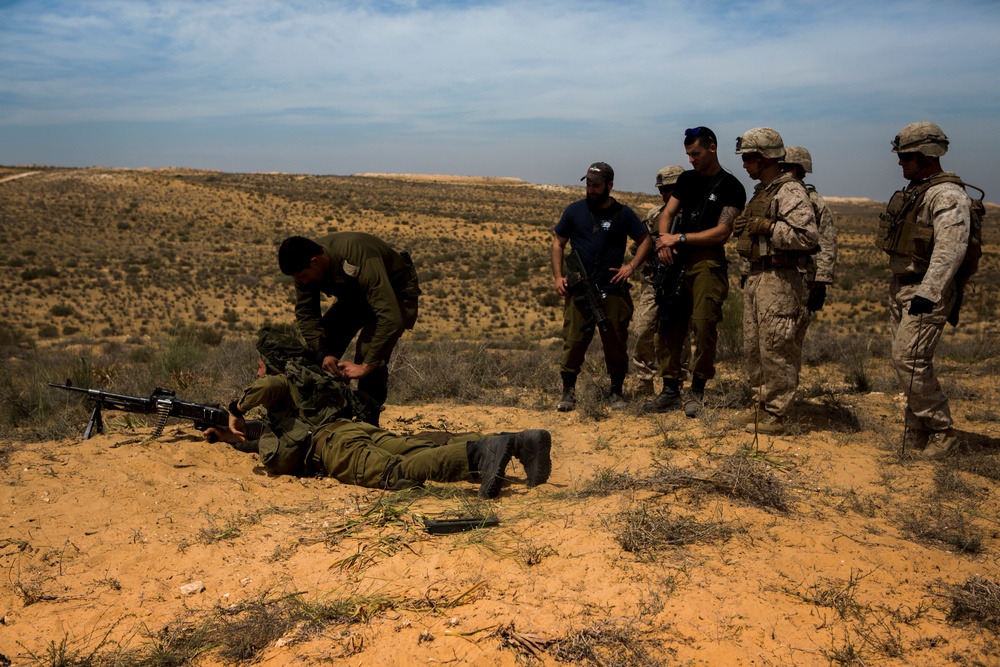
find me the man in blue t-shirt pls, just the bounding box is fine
[550,161,652,411]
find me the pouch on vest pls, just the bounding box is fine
[258,416,313,475]
[284,359,367,426]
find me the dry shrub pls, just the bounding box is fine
[388,340,559,406]
[899,505,983,554]
[610,501,735,558]
[932,466,982,500]
[549,620,666,667]
[948,451,1000,483]
[568,467,643,498]
[570,453,790,513]
[711,451,790,512]
[946,575,1000,629]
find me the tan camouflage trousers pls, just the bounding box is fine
[312,420,481,489]
[889,279,957,432]
[631,275,664,383]
[744,267,808,418]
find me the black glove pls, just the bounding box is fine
[740,274,747,289]
[807,284,827,312]
[908,296,935,316]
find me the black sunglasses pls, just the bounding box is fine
[685,126,717,144]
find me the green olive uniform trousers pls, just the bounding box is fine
[311,419,482,489]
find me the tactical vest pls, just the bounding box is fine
[254,327,371,474]
[877,173,984,284]
[734,173,812,267]
[256,363,367,475]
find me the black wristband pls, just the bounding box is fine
[228,400,244,418]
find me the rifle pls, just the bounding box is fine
[48,382,264,443]
[652,216,688,335]
[564,249,611,332]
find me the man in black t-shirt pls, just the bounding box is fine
[647,127,747,417]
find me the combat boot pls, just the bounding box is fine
[642,386,682,413]
[683,389,704,418]
[467,436,515,499]
[556,371,577,412]
[556,389,576,412]
[920,429,958,460]
[608,389,627,410]
[511,430,552,487]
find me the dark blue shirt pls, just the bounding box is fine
[555,199,647,290]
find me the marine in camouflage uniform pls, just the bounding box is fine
[209,332,553,499]
[878,122,972,459]
[779,146,838,339]
[278,233,421,426]
[733,128,819,434]
[630,165,685,395]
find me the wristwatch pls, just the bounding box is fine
[678,233,687,244]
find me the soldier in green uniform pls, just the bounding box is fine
[278,233,421,426]
[204,341,553,499]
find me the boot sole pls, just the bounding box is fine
[518,430,552,488]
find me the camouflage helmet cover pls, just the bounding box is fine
[256,326,311,373]
[782,146,813,173]
[655,165,685,189]
[892,121,949,157]
[735,127,785,160]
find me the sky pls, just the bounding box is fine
[2,0,999,201]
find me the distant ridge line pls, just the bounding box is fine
[353,173,526,185]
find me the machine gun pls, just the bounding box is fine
[564,249,611,332]
[48,382,263,443]
[652,217,688,335]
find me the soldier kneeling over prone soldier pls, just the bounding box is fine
[202,328,552,499]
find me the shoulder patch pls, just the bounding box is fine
[342,261,360,278]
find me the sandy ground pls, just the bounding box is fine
[3,389,999,666]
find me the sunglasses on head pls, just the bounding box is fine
[685,127,716,143]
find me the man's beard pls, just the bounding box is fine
[587,189,610,207]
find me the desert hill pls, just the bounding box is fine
[1,166,997,345]
[1,166,999,666]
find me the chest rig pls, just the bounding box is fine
[733,173,810,267]
[876,172,981,264]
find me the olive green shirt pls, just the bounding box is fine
[293,232,420,367]
[237,375,297,416]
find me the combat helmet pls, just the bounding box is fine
[256,326,311,373]
[735,127,785,160]
[655,165,685,189]
[782,146,813,173]
[892,122,949,157]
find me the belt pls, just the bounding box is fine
[895,272,925,286]
[749,258,798,272]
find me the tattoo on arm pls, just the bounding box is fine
[719,206,739,229]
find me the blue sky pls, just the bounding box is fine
[2,0,999,201]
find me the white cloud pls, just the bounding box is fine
[0,0,998,198]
